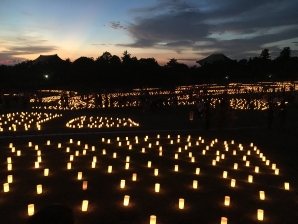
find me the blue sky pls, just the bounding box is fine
[1,0,298,65]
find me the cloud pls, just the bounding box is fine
[120,0,298,60]
[109,21,126,30]
[0,36,58,65]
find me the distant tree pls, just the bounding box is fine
[121,50,131,64]
[260,49,271,60]
[278,47,291,60]
[166,58,179,68]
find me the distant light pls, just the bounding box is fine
[44,74,48,78]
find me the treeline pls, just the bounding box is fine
[0,48,297,90]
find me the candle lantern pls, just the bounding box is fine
[216,156,220,162]
[150,215,156,224]
[154,169,158,176]
[28,204,34,216]
[35,162,39,168]
[102,149,106,155]
[191,157,195,162]
[255,166,259,173]
[132,173,137,181]
[83,181,87,190]
[58,143,61,148]
[193,180,198,189]
[196,168,200,175]
[174,165,178,172]
[77,141,80,145]
[126,156,130,162]
[108,166,112,173]
[259,191,265,200]
[17,150,21,156]
[70,139,73,143]
[47,140,50,145]
[29,142,32,147]
[66,147,70,152]
[284,182,290,190]
[175,154,178,159]
[118,142,121,146]
[231,179,236,187]
[221,217,228,224]
[75,151,79,156]
[113,152,117,158]
[82,200,88,211]
[223,171,227,178]
[248,175,253,183]
[7,175,13,183]
[233,150,236,155]
[246,161,250,167]
[83,150,86,155]
[212,160,216,166]
[234,163,238,170]
[35,145,38,150]
[70,155,74,161]
[224,196,230,206]
[202,150,206,155]
[124,195,130,206]
[221,154,225,159]
[155,183,160,192]
[78,172,82,180]
[275,168,279,175]
[148,161,152,168]
[36,184,42,194]
[257,209,264,221]
[7,157,11,163]
[3,183,9,192]
[92,161,96,168]
[179,198,184,209]
[272,163,276,169]
[178,147,182,152]
[92,146,95,151]
[125,163,129,169]
[44,168,49,176]
[243,155,246,161]
[120,180,125,188]
[67,162,71,169]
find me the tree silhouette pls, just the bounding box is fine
[260,49,271,60]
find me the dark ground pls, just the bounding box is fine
[0,103,298,224]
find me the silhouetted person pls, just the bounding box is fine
[27,204,74,224]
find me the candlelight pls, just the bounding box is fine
[150,215,156,224]
[155,183,160,192]
[234,163,238,170]
[125,163,129,169]
[196,168,200,175]
[17,150,21,156]
[47,140,50,145]
[284,182,289,190]
[223,171,227,178]
[154,169,158,176]
[132,173,137,181]
[275,168,279,175]
[248,175,253,183]
[259,191,265,200]
[257,209,264,221]
[108,166,112,173]
[113,152,117,158]
[212,160,216,166]
[58,143,61,148]
[255,166,259,173]
[36,184,42,194]
[126,156,130,162]
[82,200,88,211]
[7,175,13,183]
[78,172,82,180]
[179,198,184,209]
[142,148,145,153]
[124,195,130,206]
[246,161,250,167]
[231,179,236,187]
[202,150,206,155]
[148,161,152,168]
[35,162,39,168]
[83,181,88,190]
[120,180,125,188]
[221,217,228,224]
[67,162,71,169]
[193,180,198,189]
[3,183,9,192]
[174,165,178,172]
[44,168,49,176]
[224,196,230,206]
[28,204,34,216]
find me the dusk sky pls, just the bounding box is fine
[1,0,298,66]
